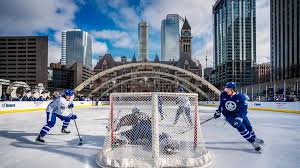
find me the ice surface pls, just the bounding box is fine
[0,105,300,168]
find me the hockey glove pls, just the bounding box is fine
[214,110,221,119]
[68,103,74,109]
[70,114,77,120]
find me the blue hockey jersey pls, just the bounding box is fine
[218,91,248,118]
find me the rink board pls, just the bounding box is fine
[199,101,300,114]
[1,101,299,114]
[0,101,93,114]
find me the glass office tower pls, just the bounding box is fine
[213,0,256,87]
[61,29,92,69]
[161,14,183,61]
[271,0,300,81]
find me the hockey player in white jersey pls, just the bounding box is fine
[173,87,193,126]
[36,89,77,143]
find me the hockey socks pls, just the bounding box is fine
[39,125,52,137]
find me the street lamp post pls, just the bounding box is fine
[273,82,276,100]
[251,86,254,101]
[265,84,268,101]
[258,84,261,101]
[297,80,299,98]
[283,80,286,100]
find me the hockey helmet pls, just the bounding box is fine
[225,82,237,89]
[64,89,74,96]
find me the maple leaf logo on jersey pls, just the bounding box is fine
[225,101,236,111]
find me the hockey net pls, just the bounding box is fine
[97,92,212,168]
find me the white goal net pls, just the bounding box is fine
[96,92,212,168]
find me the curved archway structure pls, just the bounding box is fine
[98,76,193,98]
[89,71,208,97]
[74,63,220,95]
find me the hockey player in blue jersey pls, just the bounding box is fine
[35,89,77,143]
[214,82,264,151]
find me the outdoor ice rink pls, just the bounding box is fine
[1,106,300,168]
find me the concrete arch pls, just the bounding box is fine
[98,76,193,98]
[89,71,208,98]
[74,63,220,95]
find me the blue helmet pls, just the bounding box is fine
[225,82,237,89]
[64,89,74,96]
[177,87,185,92]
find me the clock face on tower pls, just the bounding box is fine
[183,31,191,37]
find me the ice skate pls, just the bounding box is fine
[35,135,45,144]
[251,141,261,152]
[61,128,71,134]
[255,138,264,144]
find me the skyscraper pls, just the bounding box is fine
[271,0,300,81]
[161,14,184,61]
[138,21,149,61]
[61,29,92,69]
[61,31,67,65]
[213,0,256,87]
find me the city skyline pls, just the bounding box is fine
[0,0,270,68]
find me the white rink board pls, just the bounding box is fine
[0,101,93,113]
[199,101,300,113]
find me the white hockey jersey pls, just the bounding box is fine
[177,95,191,108]
[46,96,71,116]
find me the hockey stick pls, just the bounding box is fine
[70,108,83,145]
[73,119,83,145]
[200,116,215,125]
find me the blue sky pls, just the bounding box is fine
[0,0,270,68]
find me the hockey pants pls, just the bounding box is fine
[174,106,193,126]
[39,112,71,137]
[224,114,256,143]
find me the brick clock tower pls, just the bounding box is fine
[180,18,192,58]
